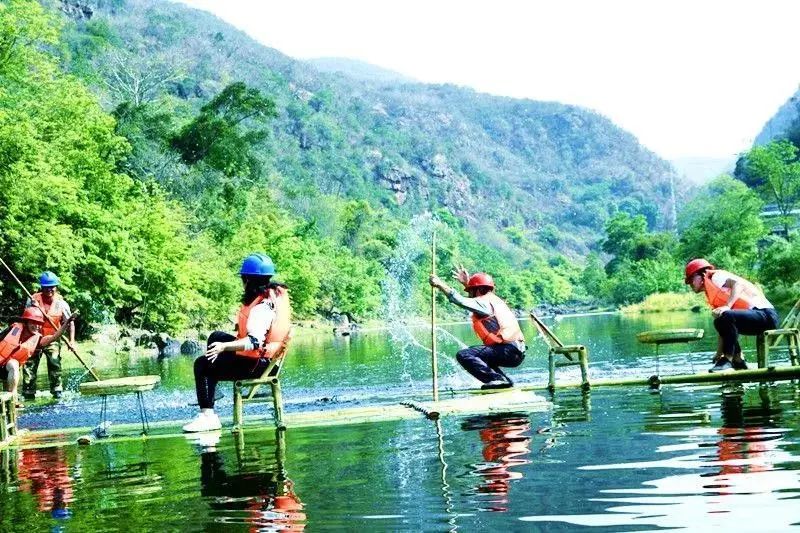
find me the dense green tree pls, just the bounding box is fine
[602,212,676,275]
[171,81,277,177]
[678,175,766,276]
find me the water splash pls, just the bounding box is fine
[381,213,439,388]
[379,214,475,391]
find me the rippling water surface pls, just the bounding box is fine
[2,312,800,531]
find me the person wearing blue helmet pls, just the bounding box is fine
[22,271,74,400]
[184,253,292,433]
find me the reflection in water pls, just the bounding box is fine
[199,429,305,531]
[522,384,800,530]
[461,413,532,512]
[18,447,73,520]
[709,386,781,479]
[0,447,17,485]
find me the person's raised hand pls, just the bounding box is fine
[452,264,470,287]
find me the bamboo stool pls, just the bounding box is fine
[0,392,17,446]
[530,313,590,392]
[636,329,704,384]
[79,376,161,436]
[232,335,291,433]
[753,299,800,368]
[756,328,800,368]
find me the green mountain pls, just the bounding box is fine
[754,89,800,147]
[0,0,692,332]
[58,0,680,256]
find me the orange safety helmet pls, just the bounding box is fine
[20,307,45,325]
[467,272,495,290]
[684,258,713,283]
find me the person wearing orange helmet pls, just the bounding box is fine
[0,306,75,406]
[684,258,778,372]
[430,265,526,389]
[22,271,75,400]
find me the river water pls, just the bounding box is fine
[2,311,800,531]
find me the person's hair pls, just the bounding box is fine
[241,276,288,304]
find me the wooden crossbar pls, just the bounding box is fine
[530,313,567,351]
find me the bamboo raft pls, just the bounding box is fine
[10,387,551,450]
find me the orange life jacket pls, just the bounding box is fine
[0,323,41,366]
[470,292,525,346]
[31,292,64,336]
[703,269,765,310]
[236,286,292,359]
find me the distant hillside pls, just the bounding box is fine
[306,57,416,84]
[55,0,683,257]
[671,156,734,185]
[754,89,800,146]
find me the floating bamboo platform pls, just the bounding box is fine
[10,388,550,450]
[8,362,800,450]
[521,364,800,391]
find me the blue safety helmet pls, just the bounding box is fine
[39,271,60,287]
[239,253,276,276]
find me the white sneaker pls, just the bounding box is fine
[182,411,222,432]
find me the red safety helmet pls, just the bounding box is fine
[467,272,495,290]
[684,258,713,283]
[20,307,45,325]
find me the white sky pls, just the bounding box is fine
[179,0,800,160]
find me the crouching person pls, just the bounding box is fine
[0,307,75,407]
[184,253,292,433]
[429,266,526,390]
[684,258,778,372]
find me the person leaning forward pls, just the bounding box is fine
[23,271,74,400]
[684,258,778,373]
[184,253,292,433]
[429,266,526,390]
[0,307,75,407]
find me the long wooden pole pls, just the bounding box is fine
[431,231,439,402]
[0,256,100,381]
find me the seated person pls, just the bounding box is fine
[184,253,291,432]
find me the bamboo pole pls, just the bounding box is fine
[431,231,439,402]
[0,256,99,381]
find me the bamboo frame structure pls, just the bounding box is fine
[232,334,292,433]
[0,392,18,447]
[530,313,590,391]
[756,301,800,368]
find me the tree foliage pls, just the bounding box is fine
[737,140,800,236]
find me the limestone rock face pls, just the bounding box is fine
[59,0,93,20]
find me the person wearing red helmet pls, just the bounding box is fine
[0,307,75,406]
[684,258,778,372]
[430,265,526,389]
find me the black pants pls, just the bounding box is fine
[456,343,525,384]
[714,308,779,357]
[193,331,271,409]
